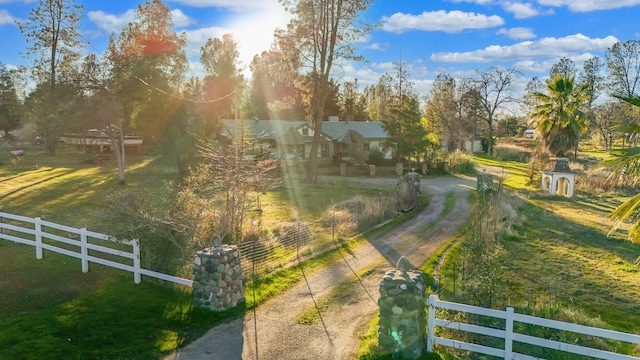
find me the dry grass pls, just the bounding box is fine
[494,143,533,162]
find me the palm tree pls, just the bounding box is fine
[608,93,640,243]
[530,74,589,157]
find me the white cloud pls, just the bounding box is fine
[171,9,196,28]
[0,9,17,26]
[372,61,395,73]
[503,2,544,18]
[449,0,639,14]
[413,78,435,96]
[430,33,618,63]
[497,27,536,39]
[340,64,381,86]
[381,10,504,34]
[537,0,640,12]
[168,0,278,11]
[88,8,194,33]
[366,43,388,51]
[183,26,228,57]
[88,9,136,34]
[513,52,599,74]
[449,0,496,5]
[513,59,551,73]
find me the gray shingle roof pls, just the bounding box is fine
[221,119,387,141]
[221,119,305,140]
[319,121,387,140]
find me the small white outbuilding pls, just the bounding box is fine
[541,157,575,197]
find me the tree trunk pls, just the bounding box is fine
[304,81,328,184]
[118,124,126,184]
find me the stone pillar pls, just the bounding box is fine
[369,164,376,176]
[378,257,427,359]
[477,169,494,193]
[395,163,403,176]
[192,244,245,311]
[340,162,347,176]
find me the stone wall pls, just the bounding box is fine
[378,257,427,359]
[192,245,245,311]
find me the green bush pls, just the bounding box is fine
[481,136,495,153]
[367,146,385,166]
[446,150,476,175]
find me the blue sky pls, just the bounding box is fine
[1,0,639,99]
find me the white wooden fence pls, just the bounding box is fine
[427,294,640,359]
[0,211,192,287]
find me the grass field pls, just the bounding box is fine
[433,152,640,358]
[4,145,640,359]
[0,145,409,359]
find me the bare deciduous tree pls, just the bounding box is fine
[467,66,519,156]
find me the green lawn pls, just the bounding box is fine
[4,147,640,359]
[427,154,640,357]
[0,147,408,359]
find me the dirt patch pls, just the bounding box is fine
[164,175,474,360]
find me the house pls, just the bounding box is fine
[220,118,390,165]
[59,129,143,153]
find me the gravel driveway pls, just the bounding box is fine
[163,175,475,360]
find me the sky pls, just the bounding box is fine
[1,0,639,102]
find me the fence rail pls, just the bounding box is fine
[427,294,640,359]
[0,211,192,287]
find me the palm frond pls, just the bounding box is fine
[604,148,640,180]
[612,92,640,108]
[610,192,640,244]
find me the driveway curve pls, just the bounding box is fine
[164,175,475,360]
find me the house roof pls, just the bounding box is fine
[277,127,305,145]
[221,119,305,140]
[319,121,387,140]
[338,129,368,144]
[221,119,387,142]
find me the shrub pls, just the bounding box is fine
[446,150,476,175]
[367,146,385,166]
[274,221,311,247]
[458,191,523,308]
[481,135,496,153]
[526,146,552,186]
[321,195,396,237]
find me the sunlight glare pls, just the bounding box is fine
[225,2,291,71]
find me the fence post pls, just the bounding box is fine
[505,307,514,360]
[80,228,89,273]
[35,217,43,259]
[427,294,436,352]
[132,239,141,284]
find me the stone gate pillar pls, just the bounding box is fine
[192,243,245,312]
[378,256,427,359]
[477,169,494,193]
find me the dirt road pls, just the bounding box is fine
[164,175,475,360]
